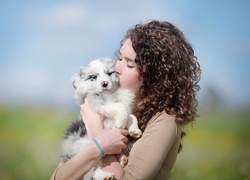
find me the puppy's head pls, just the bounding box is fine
[72,58,119,100]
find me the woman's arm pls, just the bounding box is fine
[80,101,179,180]
[51,98,128,180]
[51,129,127,180]
[53,137,103,180]
[124,112,179,179]
[52,128,128,180]
[102,155,124,179]
[80,98,128,153]
[102,112,179,179]
[79,98,128,179]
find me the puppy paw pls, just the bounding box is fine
[120,155,129,168]
[92,168,116,180]
[129,129,142,139]
[104,176,116,180]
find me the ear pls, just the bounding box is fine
[104,58,115,70]
[71,67,85,89]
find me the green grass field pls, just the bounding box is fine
[0,105,249,180]
[171,111,250,180]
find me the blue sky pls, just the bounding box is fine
[0,0,250,110]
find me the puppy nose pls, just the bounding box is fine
[101,81,108,87]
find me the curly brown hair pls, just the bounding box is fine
[118,20,201,132]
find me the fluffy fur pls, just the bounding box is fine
[61,58,142,180]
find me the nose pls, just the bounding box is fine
[115,60,121,74]
[101,81,108,87]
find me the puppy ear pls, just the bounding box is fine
[106,58,116,69]
[71,67,85,89]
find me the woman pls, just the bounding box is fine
[51,20,201,180]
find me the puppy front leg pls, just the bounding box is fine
[92,167,116,180]
[102,104,128,129]
[127,114,142,139]
[114,108,129,129]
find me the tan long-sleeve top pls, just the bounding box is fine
[51,111,181,180]
[120,111,181,180]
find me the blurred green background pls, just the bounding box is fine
[0,104,249,180]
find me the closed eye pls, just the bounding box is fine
[107,71,116,76]
[118,54,136,69]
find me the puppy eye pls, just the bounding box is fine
[87,75,97,81]
[107,71,116,76]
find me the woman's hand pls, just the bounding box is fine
[80,98,104,139]
[96,127,128,155]
[80,98,128,155]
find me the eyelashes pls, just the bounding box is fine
[107,71,116,76]
[85,71,116,81]
[86,75,97,81]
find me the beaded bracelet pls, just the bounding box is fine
[92,138,105,157]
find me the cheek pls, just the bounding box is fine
[121,71,141,90]
[128,73,140,84]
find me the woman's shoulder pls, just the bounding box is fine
[146,111,181,138]
[147,111,175,126]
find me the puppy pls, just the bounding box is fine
[61,58,142,180]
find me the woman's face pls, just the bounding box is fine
[115,38,142,95]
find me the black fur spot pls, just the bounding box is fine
[63,117,87,139]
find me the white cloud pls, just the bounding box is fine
[46,3,87,28]
[24,2,87,29]
[0,67,49,95]
[0,66,75,107]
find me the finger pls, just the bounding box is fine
[117,149,122,155]
[120,129,129,136]
[123,137,128,143]
[121,144,127,150]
